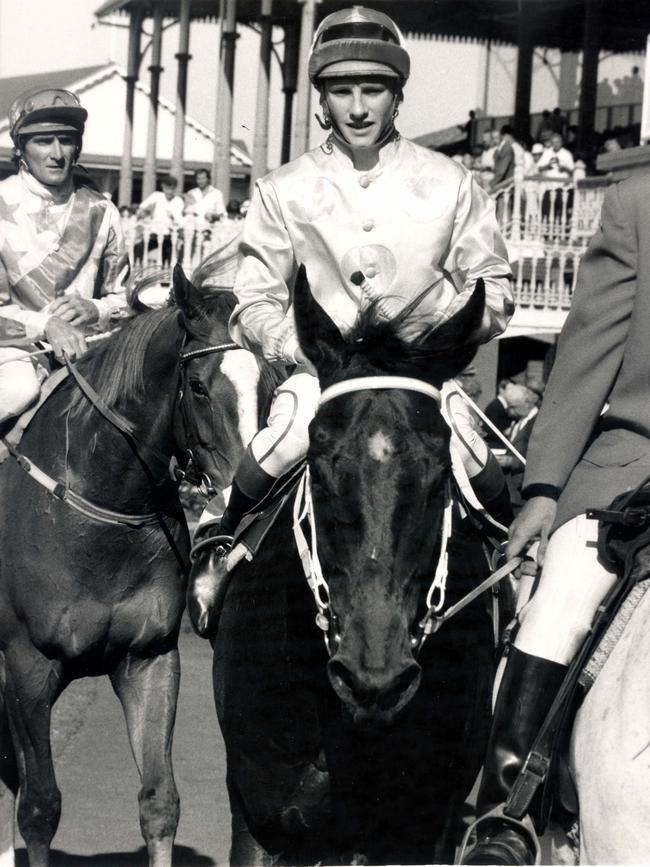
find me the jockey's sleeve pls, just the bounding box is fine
[438,170,514,342]
[91,204,131,329]
[229,180,299,364]
[0,253,49,340]
[523,181,637,498]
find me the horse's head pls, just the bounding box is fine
[293,267,485,725]
[172,264,255,494]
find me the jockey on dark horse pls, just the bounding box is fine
[0,87,128,437]
[187,5,515,637]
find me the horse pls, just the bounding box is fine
[213,268,497,865]
[564,555,650,864]
[0,264,261,867]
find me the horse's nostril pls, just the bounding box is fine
[328,657,421,711]
[328,659,357,696]
[378,663,420,710]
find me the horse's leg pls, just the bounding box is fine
[110,649,180,867]
[3,641,63,867]
[0,653,18,867]
[228,781,274,867]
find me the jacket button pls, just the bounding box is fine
[359,175,370,188]
[366,266,377,278]
[362,220,374,232]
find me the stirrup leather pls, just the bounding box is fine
[457,805,541,865]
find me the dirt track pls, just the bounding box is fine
[15,620,231,866]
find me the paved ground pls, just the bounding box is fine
[15,620,231,866]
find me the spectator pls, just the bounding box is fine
[536,133,575,180]
[526,142,545,177]
[476,129,496,189]
[226,198,243,219]
[484,378,514,449]
[184,168,226,231]
[500,383,541,512]
[136,175,184,267]
[602,134,622,153]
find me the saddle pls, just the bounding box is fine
[0,367,69,463]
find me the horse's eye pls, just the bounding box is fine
[189,379,208,397]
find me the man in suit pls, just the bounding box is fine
[500,383,541,515]
[484,378,514,448]
[463,174,650,864]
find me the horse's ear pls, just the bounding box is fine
[293,264,346,376]
[173,264,198,316]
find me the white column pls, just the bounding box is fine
[213,0,238,201]
[171,0,192,188]
[250,0,273,193]
[290,0,319,160]
[142,4,164,199]
[118,7,143,207]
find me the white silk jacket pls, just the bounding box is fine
[230,136,514,364]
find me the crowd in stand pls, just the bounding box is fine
[118,168,249,267]
[457,105,641,195]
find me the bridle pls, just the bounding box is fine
[176,339,239,494]
[292,374,521,656]
[293,374,451,655]
[4,332,240,577]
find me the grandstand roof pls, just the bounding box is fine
[95,0,649,53]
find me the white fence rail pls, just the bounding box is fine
[492,169,608,320]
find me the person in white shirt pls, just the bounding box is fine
[183,168,226,234]
[525,142,545,178]
[536,133,575,181]
[136,175,184,266]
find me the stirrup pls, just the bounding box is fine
[457,805,541,865]
[190,531,232,562]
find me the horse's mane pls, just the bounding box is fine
[340,294,479,383]
[67,307,176,420]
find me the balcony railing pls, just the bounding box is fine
[492,168,608,327]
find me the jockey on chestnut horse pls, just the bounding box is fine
[187,5,516,640]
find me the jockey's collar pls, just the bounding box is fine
[319,375,441,407]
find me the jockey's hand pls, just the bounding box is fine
[48,295,99,328]
[44,317,88,362]
[506,496,557,567]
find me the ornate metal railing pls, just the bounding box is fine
[492,168,608,325]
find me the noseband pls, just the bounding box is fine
[293,375,452,656]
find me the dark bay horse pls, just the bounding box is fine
[0,267,252,867]
[214,269,496,865]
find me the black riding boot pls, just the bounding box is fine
[187,447,275,639]
[461,647,567,866]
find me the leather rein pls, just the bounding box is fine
[4,338,239,577]
[292,375,521,655]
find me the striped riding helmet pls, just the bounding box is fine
[308,6,410,85]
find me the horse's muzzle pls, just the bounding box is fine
[327,654,422,724]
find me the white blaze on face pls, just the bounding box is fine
[368,430,395,463]
[219,349,260,449]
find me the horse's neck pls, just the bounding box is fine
[24,369,177,512]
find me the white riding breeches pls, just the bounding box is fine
[0,347,41,423]
[249,370,321,478]
[515,513,618,665]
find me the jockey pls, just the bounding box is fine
[188,5,515,638]
[0,87,128,435]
